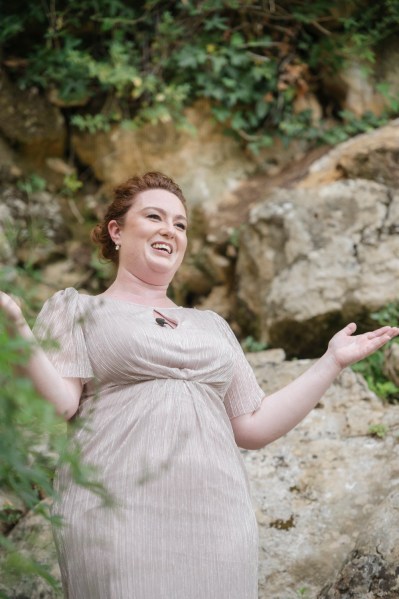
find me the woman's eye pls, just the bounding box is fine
[148,214,161,220]
[175,223,186,231]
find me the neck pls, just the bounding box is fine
[104,268,175,307]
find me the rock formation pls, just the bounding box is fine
[236,178,399,356]
[0,70,66,178]
[317,490,399,599]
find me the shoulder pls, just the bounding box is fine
[188,307,224,323]
[43,287,96,307]
[44,287,79,303]
[192,308,238,338]
[197,308,230,326]
[37,287,82,317]
[34,288,81,336]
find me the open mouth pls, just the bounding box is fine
[151,242,173,254]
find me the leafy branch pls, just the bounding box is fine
[1,0,399,149]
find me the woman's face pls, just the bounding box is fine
[108,189,188,285]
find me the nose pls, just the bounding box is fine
[159,221,175,238]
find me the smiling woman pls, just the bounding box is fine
[105,188,188,292]
[91,172,188,303]
[0,171,398,599]
[91,171,188,265]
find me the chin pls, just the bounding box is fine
[145,264,178,282]
[150,257,181,273]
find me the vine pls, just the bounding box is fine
[1,1,399,148]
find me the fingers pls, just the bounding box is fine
[367,326,399,339]
[0,291,11,310]
[344,324,399,340]
[370,333,395,353]
[0,291,24,323]
[0,291,20,306]
[0,291,10,307]
[344,322,357,335]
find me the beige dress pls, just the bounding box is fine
[34,288,264,599]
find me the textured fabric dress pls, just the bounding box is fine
[34,287,265,599]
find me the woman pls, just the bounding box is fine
[1,172,397,599]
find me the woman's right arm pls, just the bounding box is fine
[0,291,82,420]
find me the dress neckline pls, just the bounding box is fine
[93,294,184,310]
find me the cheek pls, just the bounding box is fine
[180,237,188,254]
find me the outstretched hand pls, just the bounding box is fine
[327,322,399,369]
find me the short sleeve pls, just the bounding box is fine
[33,287,94,382]
[208,312,265,419]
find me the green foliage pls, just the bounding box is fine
[299,110,390,146]
[89,251,115,281]
[0,273,110,591]
[352,302,399,403]
[16,174,47,196]
[0,305,60,588]
[61,173,83,197]
[71,113,114,133]
[2,0,399,149]
[352,349,399,401]
[228,227,241,249]
[242,336,269,353]
[370,302,399,327]
[367,423,388,439]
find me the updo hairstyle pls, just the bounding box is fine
[91,172,187,264]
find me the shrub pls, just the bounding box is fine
[2,0,399,149]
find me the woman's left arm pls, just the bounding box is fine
[231,323,399,450]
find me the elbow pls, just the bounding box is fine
[54,403,77,421]
[57,377,82,420]
[231,412,272,450]
[51,393,80,421]
[234,432,270,451]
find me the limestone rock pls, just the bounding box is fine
[39,259,89,292]
[321,35,399,121]
[293,92,323,124]
[0,135,21,178]
[0,186,68,266]
[236,179,399,356]
[171,260,214,305]
[0,500,62,599]
[298,119,399,188]
[317,490,399,598]
[0,490,25,536]
[383,342,399,389]
[45,158,75,177]
[0,70,66,172]
[71,101,256,214]
[376,35,399,104]
[196,285,233,320]
[0,202,16,265]
[243,357,399,599]
[322,61,386,118]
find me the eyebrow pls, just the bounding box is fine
[142,206,188,222]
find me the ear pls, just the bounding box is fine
[108,220,121,244]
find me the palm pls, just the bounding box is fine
[328,323,399,369]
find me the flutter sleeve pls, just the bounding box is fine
[33,287,94,383]
[209,312,265,419]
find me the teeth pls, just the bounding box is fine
[152,243,172,254]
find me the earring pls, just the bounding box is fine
[115,244,120,251]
